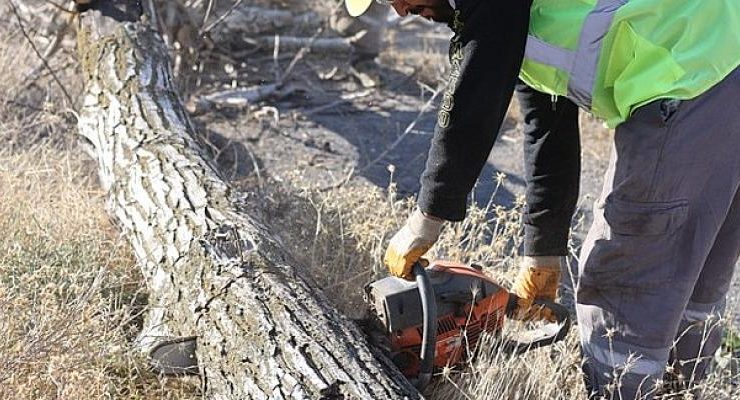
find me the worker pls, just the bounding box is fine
[338,0,583,311]
[346,1,740,399]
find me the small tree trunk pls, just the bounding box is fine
[75,2,419,399]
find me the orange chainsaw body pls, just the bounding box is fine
[365,261,514,378]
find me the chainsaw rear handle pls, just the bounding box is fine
[412,262,436,390]
[437,262,570,348]
[503,294,572,355]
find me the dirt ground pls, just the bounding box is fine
[1,3,735,399]
[194,11,611,238]
[185,7,738,329]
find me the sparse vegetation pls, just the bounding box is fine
[1,1,736,399]
[262,173,738,400]
[0,145,201,400]
[0,7,199,397]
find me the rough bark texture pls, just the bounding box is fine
[75,2,419,399]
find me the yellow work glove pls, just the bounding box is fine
[510,257,561,321]
[383,209,444,280]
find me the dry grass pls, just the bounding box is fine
[0,147,200,400]
[3,141,735,399]
[264,171,739,400]
[0,2,736,400]
[0,9,200,398]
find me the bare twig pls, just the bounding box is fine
[243,143,263,190]
[201,0,216,30]
[278,0,345,84]
[41,0,76,14]
[250,32,365,54]
[273,35,281,82]
[302,89,374,116]
[9,0,74,107]
[279,30,325,84]
[1,97,74,120]
[185,83,301,114]
[25,7,74,81]
[191,2,347,115]
[200,0,244,35]
[141,0,159,31]
[206,7,322,38]
[319,165,356,192]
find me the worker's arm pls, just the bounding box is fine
[417,0,532,221]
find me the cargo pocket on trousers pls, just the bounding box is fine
[604,196,688,236]
[583,196,689,289]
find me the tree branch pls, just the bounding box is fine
[9,0,74,106]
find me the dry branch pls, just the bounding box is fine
[74,1,419,398]
[185,83,286,114]
[9,0,74,105]
[249,33,365,53]
[207,6,321,40]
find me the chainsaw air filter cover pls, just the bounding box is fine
[364,261,512,377]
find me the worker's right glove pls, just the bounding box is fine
[510,258,561,322]
[383,209,444,280]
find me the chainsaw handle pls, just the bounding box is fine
[532,299,571,342]
[503,296,572,355]
[412,262,436,390]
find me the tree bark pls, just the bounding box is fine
[74,2,419,399]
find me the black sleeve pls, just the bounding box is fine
[417,0,532,221]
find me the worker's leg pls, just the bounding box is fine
[577,67,740,400]
[670,187,740,387]
[515,81,581,258]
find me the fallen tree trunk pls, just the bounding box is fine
[248,33,365,53]
[74,2,419,399]
[207,6,322,39]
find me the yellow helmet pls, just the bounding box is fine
[345,0,374,17]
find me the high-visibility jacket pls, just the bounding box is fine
[519,0,740,127]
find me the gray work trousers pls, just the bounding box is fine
[577,67,740,400]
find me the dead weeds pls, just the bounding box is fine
[0,1,736,399]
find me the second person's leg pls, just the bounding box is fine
[670,187,740,391]
[577,68,740,400]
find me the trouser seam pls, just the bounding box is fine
[646,109,680,201]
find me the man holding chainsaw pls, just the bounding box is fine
[346,0,740,399]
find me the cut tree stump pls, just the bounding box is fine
[74,1,420,398]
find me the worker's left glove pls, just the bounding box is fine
[510,258,561,321]
[384,209,444,280]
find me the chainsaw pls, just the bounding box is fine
[363,260,571,389]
